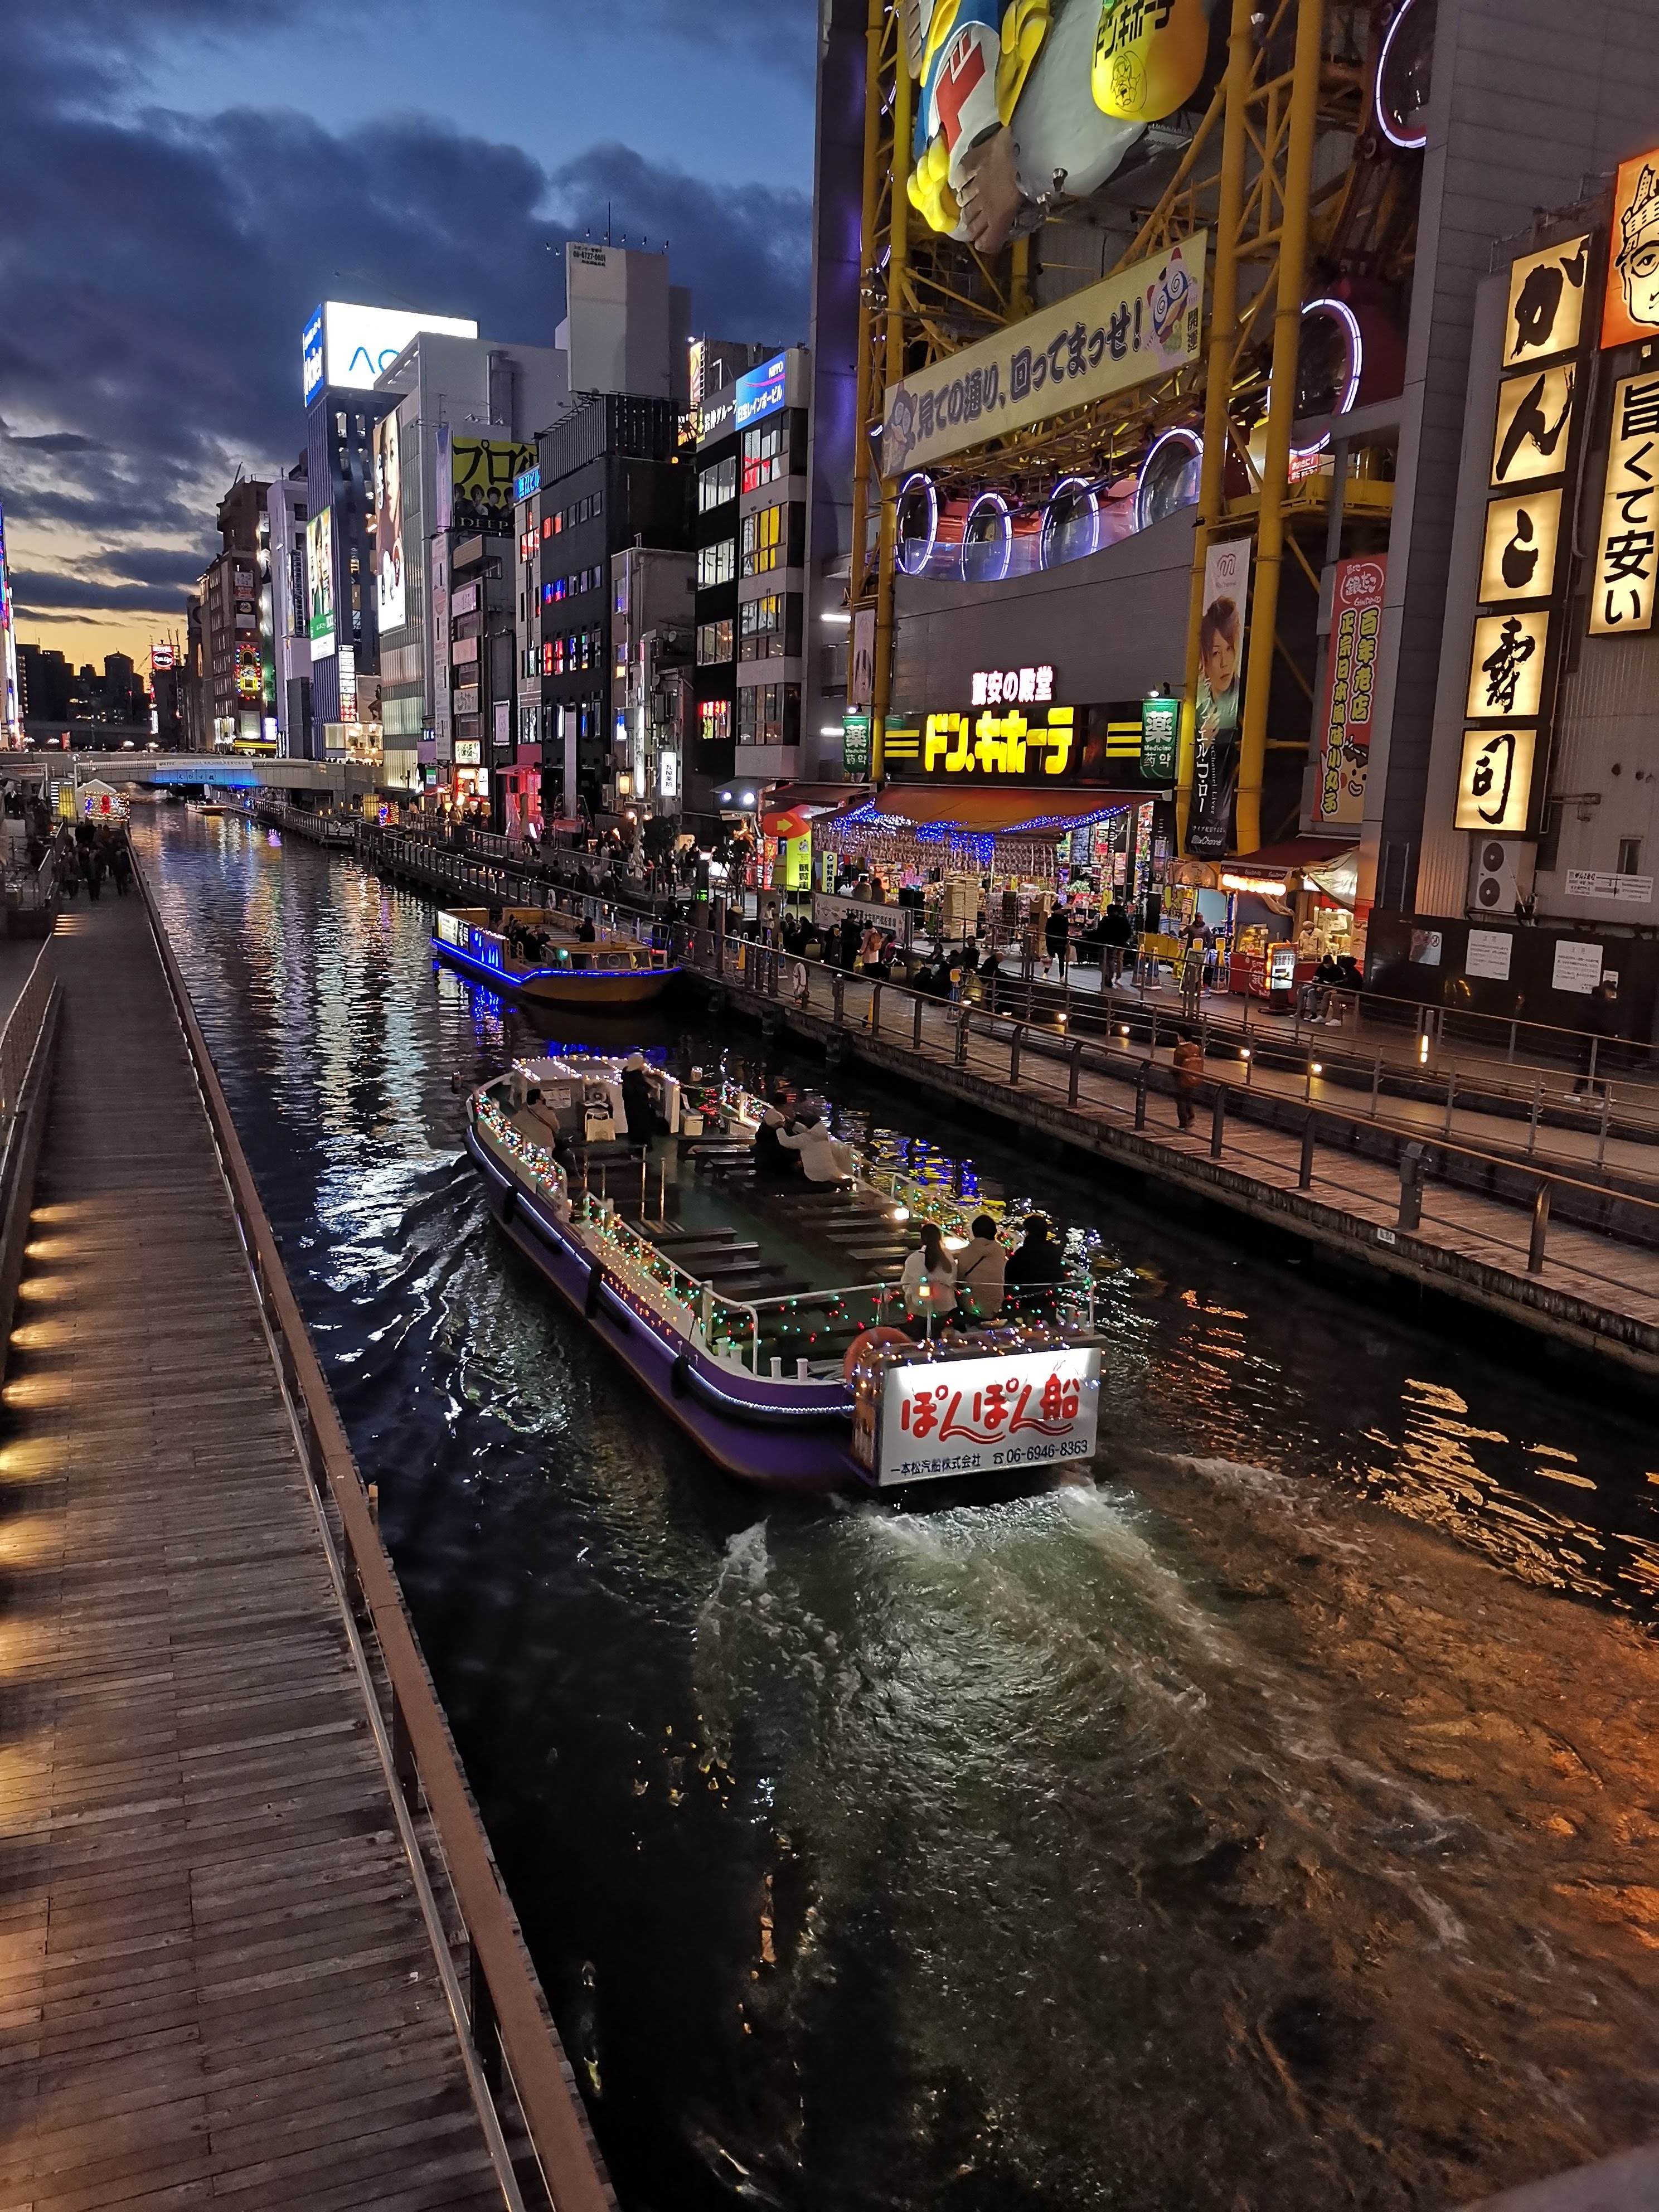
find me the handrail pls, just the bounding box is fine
[133,856,614,2212]
[0,942,57,1128]
[687,930,1659,1284]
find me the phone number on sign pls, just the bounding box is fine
[886,1437,1094,1481]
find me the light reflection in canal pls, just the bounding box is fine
[142,809,1659,2210]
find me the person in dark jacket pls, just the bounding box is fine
[578,914,598,943]
[1573,977,1621,1095]
[620,1055,655,1150]
[1005,1214,1065,1316]
[751,1105,794,1180]
[1044,900,1070,978]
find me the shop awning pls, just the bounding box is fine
[761,782,872,838]
[1219,837,1357,902]
[1225,838,1354,869]
[817,785,1154,839]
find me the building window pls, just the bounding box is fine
[741,420,785,494]
[699,698,731,749]
[737,681,799,747]
[699,456,737,512]
[697,538,736,589]
[1619,837,1643,875]
[542,515,554,540]
[542,640,555,676]
[741,502,783,577]
[697,619,734,666]
[739,594,785,660]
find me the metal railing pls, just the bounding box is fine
[686,930,1659,1312]
[0,943,57,1132]
[134,857,614,2212]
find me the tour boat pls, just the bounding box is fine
[463,1055,1105,1488]
[434,907,677,1011]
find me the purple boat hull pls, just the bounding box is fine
[465,1124,871,1488]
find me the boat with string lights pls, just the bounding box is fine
[433,906,678,1011]
[464,1055,1105,1488]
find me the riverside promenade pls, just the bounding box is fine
[687,940,1659,1389]
[0,890,611,2210]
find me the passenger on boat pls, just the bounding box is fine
[1005,1214,1065,1317]
[578,915,598,943]
[751,1105,794,1181]
[776,1108,854,1185]
[954,1215,1007,1319]
[899,1223,958,1334]
[620,1055,655,1151]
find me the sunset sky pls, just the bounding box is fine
[1,0,816,675]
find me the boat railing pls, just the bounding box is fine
[716,1282,903,1375]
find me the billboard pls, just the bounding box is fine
[881,236,1205,477]
[373,410,406,635]
[449,436,535,531]
[1314,555,1385,826]
[300,300,479,400]
[1604,152,1659,350]
[1186,536,1250,857]
[1590,371,1659,633]
[881,700,1148,785]
[735,353,787,432]
[306,508,336,657]
[870,1346,1101,1485]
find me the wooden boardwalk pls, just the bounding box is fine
[0,896,506,2208]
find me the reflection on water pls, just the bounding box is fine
[142,813,1659,2210]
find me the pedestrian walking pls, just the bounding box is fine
[1573,977,1621,1096]
[1179,934,1205,1018]
[1045,899,1070,979]
[1172,1033,1204,1131]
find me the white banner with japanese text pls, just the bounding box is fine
[880,236,1206,479]
[877,1346,1102,1485]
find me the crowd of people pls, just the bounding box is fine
[52,815,133,902]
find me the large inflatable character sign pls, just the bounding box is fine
[905,0,1214,254]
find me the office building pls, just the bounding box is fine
[691,341,782,806]
[515,392,693,827]
[372,330,570,794]
[198,476,271,748]
[610,543,695,825]
[265,462,309,758]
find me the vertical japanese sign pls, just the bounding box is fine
[1589,371,1659,634]
[1452,231,1595,843]
[1186,536,1250,858]
[1315,556,1385,825]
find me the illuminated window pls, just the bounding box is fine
[739,595,785,660]
[541,515,554,540]
[699,457,737,512]
[697,619,734,666]
[738,681,799,746]
[542,640,554,676]
[697,538,736,589]
[698,698,730,748]
[741,421,785,494]
[741,502,783,577]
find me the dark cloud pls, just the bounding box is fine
[12,570,194,615]
[0,6,812,633]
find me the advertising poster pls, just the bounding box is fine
[849,608,875,708]
[1315,554,1385,824]
[373,411,406,636]
[305,508,336,657]
[882,234,1205,477]
[450,437,536,530]
[1589,371,1659,633]
[1603,153,1659,350]
[1186,535,1250,858]
[1454,724,1536,835]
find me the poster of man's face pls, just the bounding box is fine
[1604,150,1659,348]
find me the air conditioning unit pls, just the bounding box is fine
[1467,835,1536,916]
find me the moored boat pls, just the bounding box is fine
[435,906,677,1011]
[464,1056,1105,1488]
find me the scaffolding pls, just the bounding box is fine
[848,0,1415,851]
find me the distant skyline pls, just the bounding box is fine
[1,0,817,673]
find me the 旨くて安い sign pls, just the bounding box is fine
[875,1347,1101,1485]
[881,235,1206,478]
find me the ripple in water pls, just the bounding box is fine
[142,811,1659,2210]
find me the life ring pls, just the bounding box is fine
[842,1326,912,1381]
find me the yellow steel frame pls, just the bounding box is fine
[850,0,1397,853]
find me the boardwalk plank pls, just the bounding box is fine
[1,897,502,2209]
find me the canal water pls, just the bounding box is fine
[140,808,1659,2211]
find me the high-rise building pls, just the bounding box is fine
[198,476,271,748]
[299,302,481,761]
[371,331,570,796]
[610,544,696,827]
[266,462,309,758]
[514,394,693,826]
[0,503,21,745]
